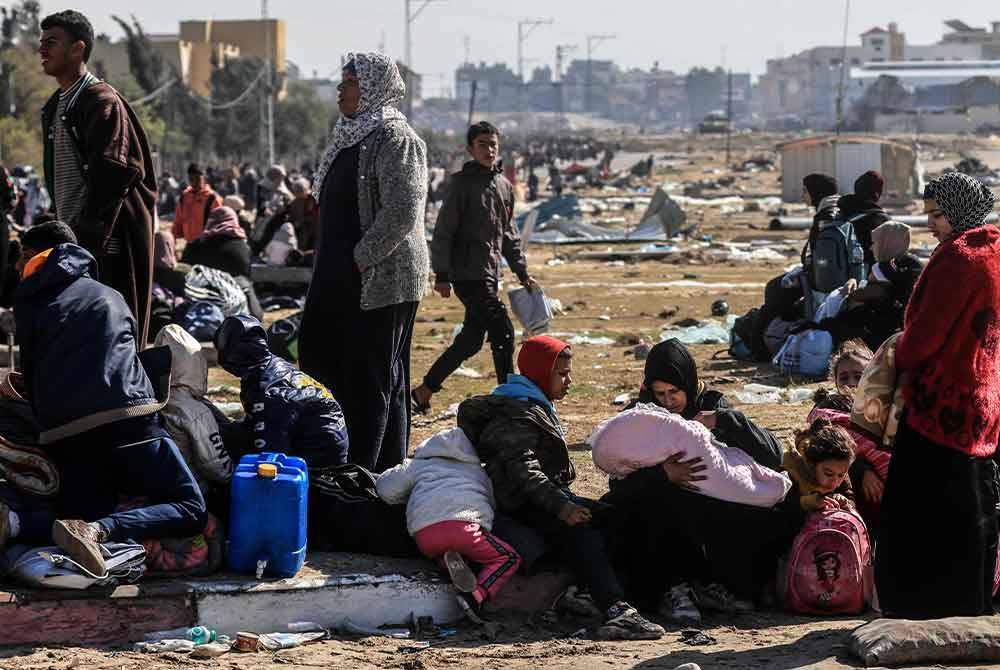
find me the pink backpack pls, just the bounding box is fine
[781,510,872,615]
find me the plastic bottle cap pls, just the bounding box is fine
[257,463,278,478]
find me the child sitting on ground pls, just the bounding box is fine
[376,426,520,624]
[808,340,888,530]
[214,315,348,470]
[154,324,234,494]
[783,417,856,514]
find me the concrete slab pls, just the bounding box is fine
[251,265,313,285]
[0,553,568,647]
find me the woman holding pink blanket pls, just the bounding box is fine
[602,339,797,625]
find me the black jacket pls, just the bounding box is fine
[457,393,575,519]
[838,194,890,268]
[182,235,252,279]
[431,161,528,284]
[14,244,166,444]
[215,315,349,469]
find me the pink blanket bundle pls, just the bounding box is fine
[589,403,792,507]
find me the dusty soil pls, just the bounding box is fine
[5,134,1000,670]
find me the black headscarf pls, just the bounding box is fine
[803,173,838,205]
[640,339,700,419]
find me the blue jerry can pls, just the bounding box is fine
[227,452,308,578]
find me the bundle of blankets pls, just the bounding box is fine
[589,403,792,507]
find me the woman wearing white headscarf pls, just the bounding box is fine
[299,52,429,473]
[875,172,1000,619]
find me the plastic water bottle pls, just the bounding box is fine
[186,626,217,645]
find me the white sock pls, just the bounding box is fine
[7,510,19,539]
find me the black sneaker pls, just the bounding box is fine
[455,592,485,625]
[555,585,604,618]
[596,602,665,641]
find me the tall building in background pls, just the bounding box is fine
[92,17,287,99]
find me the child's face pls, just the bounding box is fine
[546,355,573,402]
[468,133,500,169]
[835,358,866,395]
[814,459,851,494]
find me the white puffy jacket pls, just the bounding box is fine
[376,427,495,535]
[154,325,233,488]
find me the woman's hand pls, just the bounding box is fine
[559,503,592,527]
[661,452,707,491]
[861,470,884,504]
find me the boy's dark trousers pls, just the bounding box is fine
[16,415,207,544]
[423,280,515,391]
[510,494,625,612]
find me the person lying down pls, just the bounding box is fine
[589,403,792,508]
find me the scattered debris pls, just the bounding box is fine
[612,393,632,406]
[734,384,814,405]
[658,306,679,319]
[680,629,718,646]
[662,318,734,345]
[453,367,484,379]
[950,156,1000,186]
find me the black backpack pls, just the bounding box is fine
[307,464,419,558]
[730,308,772,362]
[811,218,866,294]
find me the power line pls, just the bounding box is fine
[129,78,177,106]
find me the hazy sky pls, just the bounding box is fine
[54,0,995,95]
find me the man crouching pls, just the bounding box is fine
[0,222,205,575]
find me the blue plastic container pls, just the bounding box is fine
[227,452,308,578]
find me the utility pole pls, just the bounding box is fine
[517,18,553,81]
[261,0,274,166]
[725,69,733,166]
[585,33,615,114]
[517,18,553,112]
[404,0,446,118]
[555,44,577,121]
[835,0,851,136]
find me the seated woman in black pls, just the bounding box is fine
[605,339,793,624]
[182,206,262,319]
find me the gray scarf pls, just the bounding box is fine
[925,172,997,236]
[312,52,406,193]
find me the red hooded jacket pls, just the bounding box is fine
[896,225,1000,456]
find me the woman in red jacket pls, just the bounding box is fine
[875,172,1000,619]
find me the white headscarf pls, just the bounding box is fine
[312,52,406,193]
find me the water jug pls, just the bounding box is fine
[228,452,308,578]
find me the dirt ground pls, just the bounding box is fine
[5,133,1000,670]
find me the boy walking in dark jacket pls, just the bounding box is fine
[0,223,206,576]
[412,122,537,413]
[457,336,664,641]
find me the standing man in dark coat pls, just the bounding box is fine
[39,10,157,345]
